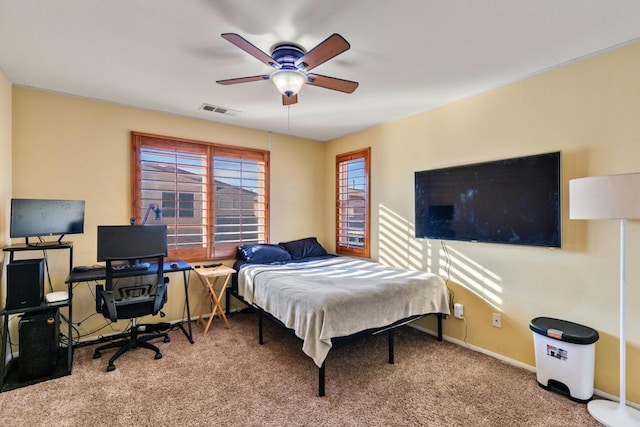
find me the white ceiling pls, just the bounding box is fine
[1,1,640,142]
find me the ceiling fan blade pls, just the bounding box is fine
[295,33,350,71]
[221,33,280,69]
[306,73,359,93]
[216,75,269,85]
[282,94,298,106]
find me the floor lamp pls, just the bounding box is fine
[570,173,640,427]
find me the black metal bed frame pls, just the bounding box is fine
[227,288,444,397]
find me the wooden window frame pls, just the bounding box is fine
[131,131,270,261]
[335,147,371,258]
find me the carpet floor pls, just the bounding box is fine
[0,311,602,426]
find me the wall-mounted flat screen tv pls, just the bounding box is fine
[10,198,86,245]
[414,151,561,247]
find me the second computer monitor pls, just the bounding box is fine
[97,225,168,262]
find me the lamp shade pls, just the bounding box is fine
[569,173,640,220]
[270,70,306,97]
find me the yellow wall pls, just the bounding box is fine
[9,88,325,343]
[325,41,640,402]
[0,70,11,248]
[0,68,11,317]
[0,70,12,356]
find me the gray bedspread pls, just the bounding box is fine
[237,257,450,367]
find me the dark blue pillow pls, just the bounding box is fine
[236,244,292,264]
[279,237,328,260]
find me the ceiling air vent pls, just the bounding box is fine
[199,103,240,116]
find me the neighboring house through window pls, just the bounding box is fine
[336,147,370,257]
[162,192,195,218]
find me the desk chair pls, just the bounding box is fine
[93,254,170,371]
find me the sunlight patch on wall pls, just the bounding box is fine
[378,204,424,271]
[439,244,504,309]
[377,204,503,310]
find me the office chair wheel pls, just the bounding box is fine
[107,364,115,372]
[93,351,102,359]
[154,353,162,360]
[163,336,170,343]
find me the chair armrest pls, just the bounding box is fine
[153,280,168,315]
[100,287,118,322]
[96,284,104,313]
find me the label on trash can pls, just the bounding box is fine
[546,344,567,360]
[547,328,563,340]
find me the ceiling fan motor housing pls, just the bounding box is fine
[271,44,306,70]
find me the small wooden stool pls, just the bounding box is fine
[194,265,235,334]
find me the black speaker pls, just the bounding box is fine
[6,259,44,310]
[18,309,59,381]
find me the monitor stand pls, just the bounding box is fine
[25,235,66,247]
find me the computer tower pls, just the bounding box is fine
[18,309,59,381]
[6,259,44,310]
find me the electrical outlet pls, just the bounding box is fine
[454,303,464,319]
[492,313,502,328]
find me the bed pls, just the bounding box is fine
[227,237,450,396]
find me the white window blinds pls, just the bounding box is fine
[132,132,269,261]
[336,147,370,257]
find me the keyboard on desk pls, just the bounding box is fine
[113,262,151,272]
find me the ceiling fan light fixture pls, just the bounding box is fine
[270,69,307,97]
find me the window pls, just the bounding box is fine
[336,147,370,257]
[132,132,269,261]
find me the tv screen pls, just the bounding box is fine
[10,199,85,240]
[414,152,561,247]
[97,225,168,261]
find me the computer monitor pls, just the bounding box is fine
[97,225,168,262]
[10,199,85,245]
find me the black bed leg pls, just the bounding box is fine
[319,363,325,397]
[437,313,443,341]
[388,329,395,364]
[258,311,264,345]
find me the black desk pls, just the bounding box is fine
[66,261,194,344]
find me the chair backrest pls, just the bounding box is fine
[97,254,167,322]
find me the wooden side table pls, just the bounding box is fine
[194,265,235,334]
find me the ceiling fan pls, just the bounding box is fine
[216,33,359,105]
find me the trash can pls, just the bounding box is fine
[529,317,599,403]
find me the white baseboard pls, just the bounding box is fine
[409,323,640,410]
